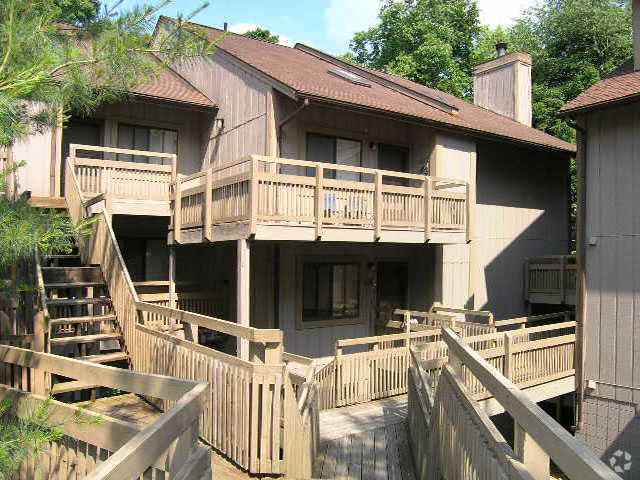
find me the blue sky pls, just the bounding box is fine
[117,0,536,56]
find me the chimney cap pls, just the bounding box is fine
[496,42,508,57]
[223,22,228,31]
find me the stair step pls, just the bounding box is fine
[76,352,129,364]
[51,380,100,395]
[44,255,81,260]
[45,281,105,289]
[46,297,111,307]
[49,333,121,346]
[49,314,116,326]
[41,266,103,284]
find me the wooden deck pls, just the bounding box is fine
[78,393,415,480]
[314,395,415,480]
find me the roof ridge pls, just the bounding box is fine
[160,15,298,52]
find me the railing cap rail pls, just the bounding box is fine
[69,143,176,159]
[441,326,619,480]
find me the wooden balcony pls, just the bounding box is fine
[171,155,470,244]
[525,255,576,305]
[68,144,177,216]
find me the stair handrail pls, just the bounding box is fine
[440,326,618,480]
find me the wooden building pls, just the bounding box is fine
[10,19,574,360]
[559,0,640,474]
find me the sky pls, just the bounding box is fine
[119,0,537,55]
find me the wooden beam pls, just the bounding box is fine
[237,239,250,360]
[374,171,382,240]
[315,166,323,239]
[204,169,213,241]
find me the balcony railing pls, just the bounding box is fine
[69,144,177,201]
[173,155,470,243]
[525,255,577,305]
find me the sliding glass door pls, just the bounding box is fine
[306,133,361,181]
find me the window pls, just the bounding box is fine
[378,144,410,186]
[117,124,177,165]
[302,262,360,324]
[306,133,361,181]
[328,69,372,87]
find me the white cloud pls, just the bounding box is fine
[477,0,537,27]
[228,23,295,47]
[325,0,380,51]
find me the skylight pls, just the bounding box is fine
[328,69,372,87]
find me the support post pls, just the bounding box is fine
[503,332,513,380]
[315,166,323,239]
[173,179,182,244]
[374,171,382,240]
[249,157,258,236]
[204,169,213,241]
[404,311,411,348]
[465,182,472,243]
[424,177,432,242]
[237,239,250,360]
[514,422,550,480]
[32,312,48,395]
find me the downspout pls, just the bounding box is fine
[566,117,587,432]
[277,98,310,156]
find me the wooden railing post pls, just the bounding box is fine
[315,166,323,239]
[174,178,182,244]
[374,171,382,240]
[249,157,258,236]
[503,332,513,381]
[465,182,471,243]
[32,311,48,395]
[404,311,411,347]
[424,177,432,242]
[204,169,213,241]
[514,422,550,480]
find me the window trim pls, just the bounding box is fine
[295,255,366,330]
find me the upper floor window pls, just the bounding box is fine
[117,124,177,165]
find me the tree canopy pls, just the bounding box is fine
[0,0,215,147]
[346,0,481,99]
[243,26,279,43]
[346,0,632,142]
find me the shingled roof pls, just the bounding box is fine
[560,60,640,115]
[169,18,574,154]
[131,60,216,110]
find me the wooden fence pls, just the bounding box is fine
[407,327,618,480]
[65,156,319,478]
[69,144,176,201]
[0,344,210,480]
[525,255,576,305]
[173,154,469,242]
[314,307,575,411]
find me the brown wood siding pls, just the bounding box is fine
[473,141,570,318]
[583,103,640,407]
[172,55,269,165]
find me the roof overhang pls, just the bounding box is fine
[559,92,640,118]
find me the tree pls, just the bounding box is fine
[243,27,279,43]
[474,0,632,142]
[49,0,101,23]
[0,397,101,478]
[347,0,481,99]
[0,0,216,147]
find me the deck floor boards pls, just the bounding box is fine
[79,393,416,480]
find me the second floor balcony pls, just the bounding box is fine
[172,155,470,244]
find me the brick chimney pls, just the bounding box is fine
[474,44,532,127]
[635,0,640,71]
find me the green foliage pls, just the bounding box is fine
[474,0,632,142]
[48,0,101,23]
[0,163,94,301]
[347,0,481,99]
[243,27,279,43]
[0,0,216,147]
[0,397,102,478]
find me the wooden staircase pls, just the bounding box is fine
[40,254,129,398]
